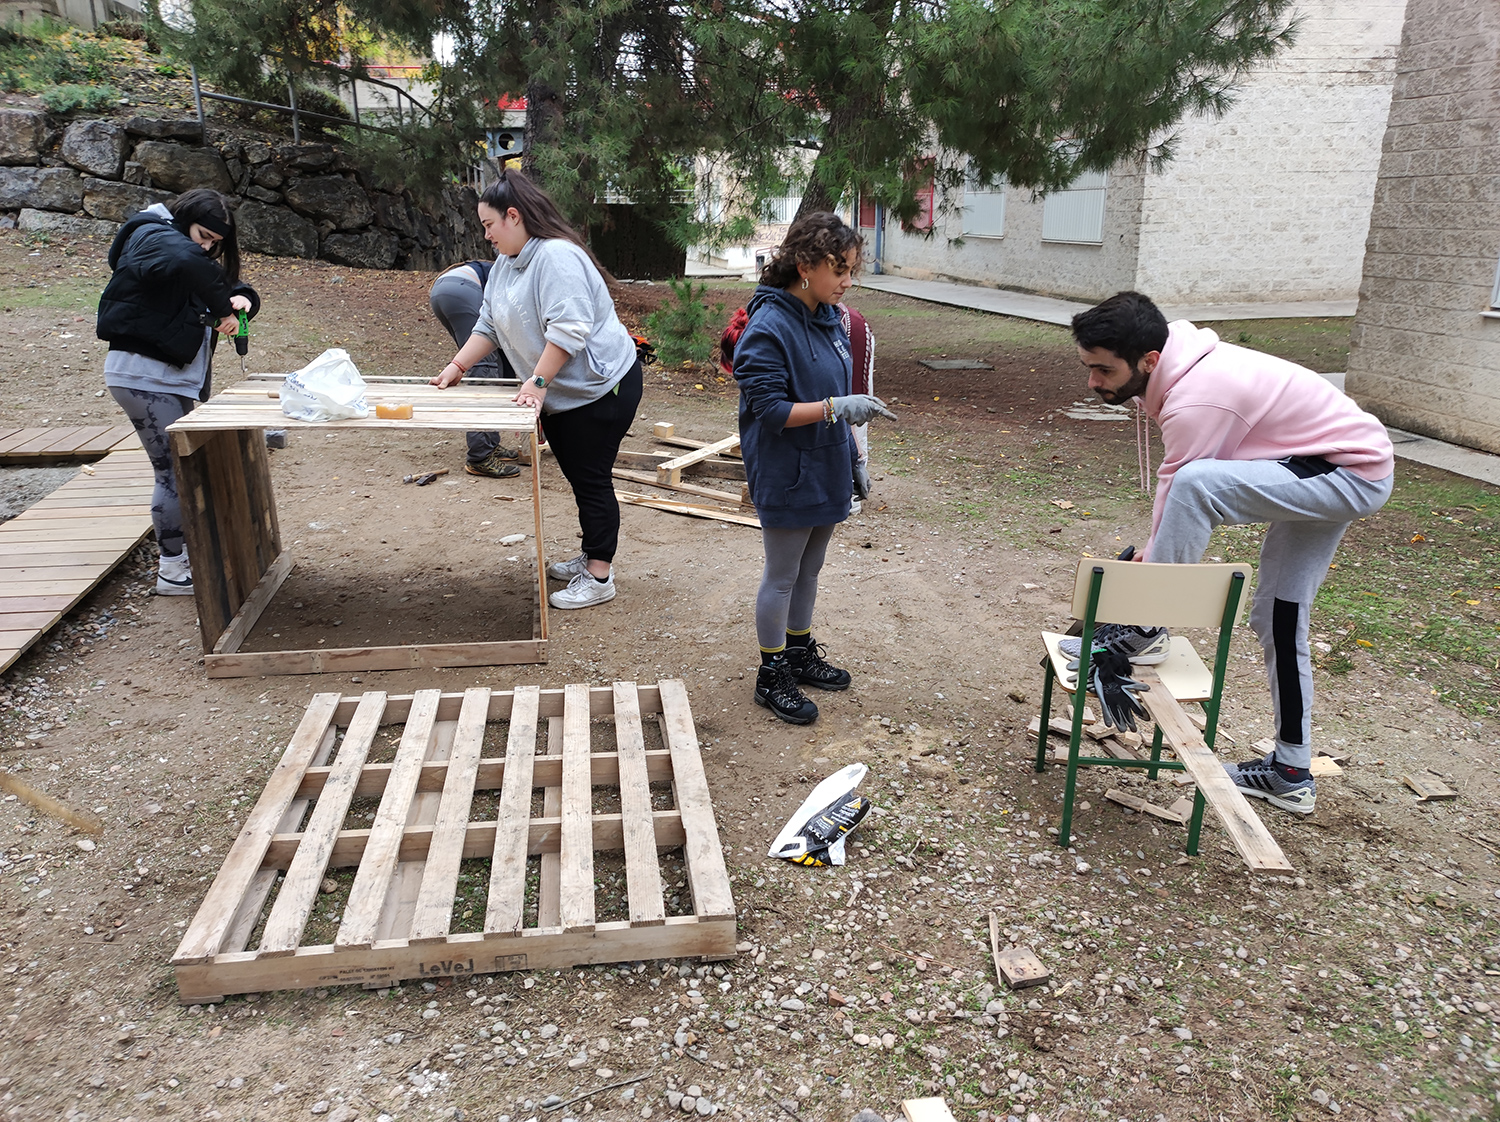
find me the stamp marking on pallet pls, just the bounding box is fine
[173,680,735,1002]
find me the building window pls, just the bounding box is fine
[857,195,878,229]
[763,196,802,223]
[962,168,1006,238]
[1041,168,1107,244]
[903,161,935,232]
[1491,256,1500,309]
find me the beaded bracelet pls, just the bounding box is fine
[823,397,834,425]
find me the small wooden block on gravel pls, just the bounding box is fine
[902,1097,960,1121]
[1404,773,1457,801]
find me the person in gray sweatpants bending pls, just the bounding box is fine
[429,262,521,477]
[1069,292,1394,816]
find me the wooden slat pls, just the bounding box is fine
[6,426,88,455]
[655,434,741,484]
[219,725,339,959]
[614,490,761,528]
[34,424,112,454]
[211,551,294,656]
[558,684,595,933]
[267,809,687,869]
[484,685,541,937]
[372,717,457,947]
[259,692,387,955]
[614,449,746,481]
[409,689,493,943]
[204,639,546,678]
[1136,669,1293,873]
[612,468,751,507]
[296,748,675,801]
[336,690,442,949]
[531,431,547,643]
[657,679,735,919]
[613,682,665,927]
[537,716,563,928]
[172,694,343,964]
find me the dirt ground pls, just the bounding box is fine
[0,234,1496,1122]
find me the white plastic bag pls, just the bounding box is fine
[768,763,872,867]
[280,348,369,422]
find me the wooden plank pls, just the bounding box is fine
[614,449,746,481]
[559,684,596,933]
[1136,669,1293,873]
[34,424,113,455]
[204,639,546,678]
[614,682,666,927]
[1404,774,1456,801]
[335,690,442,949]
[327,684,666,729]
[902,1098,959,1122]
[409,689,492,944]
[537,716,563,928]
[655,434,741,484]
[371,715,457,949]
[220,725,339,961]
[531,431,547,643]
[615,490,761,528]
[259,692,387,955]
[6,426,89,456]
[0,428,39,455]
[211,551,294,656]
[612,468,751,507]
[993,945,1052,990]
[172,693,343,964]
[1104,787,1189,824]
[296,748,675,802]
[654,434,743,460]
[78,425,141,455]
[174,914,737,1002]
[657,679,735,919]
[484,685,541,938]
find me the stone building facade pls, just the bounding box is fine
[876,0,1408,307]
[1346,0,1500,454]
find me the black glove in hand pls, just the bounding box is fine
[1088,649,1150,732]
[853,461,871,500]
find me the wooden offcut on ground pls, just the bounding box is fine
[0,445,153,674]
[173,679,736,1002]
[0,424,138,464]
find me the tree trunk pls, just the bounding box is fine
[522,76,564,185]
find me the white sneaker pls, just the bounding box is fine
[156,551,193,596]
[546,552,589,582]
[549,570,616,609]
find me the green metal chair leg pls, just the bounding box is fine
[1035,662,1056,773]
[1185,788,1207,855]
[1147,725,1164,782]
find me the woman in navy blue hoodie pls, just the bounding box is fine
[731,213,896,724]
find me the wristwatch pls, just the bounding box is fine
[531,375,548,388]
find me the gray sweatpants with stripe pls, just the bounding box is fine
[1150,459,1393,768]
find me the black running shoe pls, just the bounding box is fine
[754,657,819,724]
[784,640,851,691]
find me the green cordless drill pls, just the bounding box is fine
[234,309,249,375]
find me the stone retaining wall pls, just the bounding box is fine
[0,108,487,269]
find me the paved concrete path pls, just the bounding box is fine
[855,273,1356,324]
[1389,429,1500,488]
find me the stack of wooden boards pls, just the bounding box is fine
[0,446,154,674]
[613,421,759,528]
[173,679,736,1002]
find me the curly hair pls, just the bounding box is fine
[759,211,863,290]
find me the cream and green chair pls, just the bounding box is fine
[1036,559,1293,872]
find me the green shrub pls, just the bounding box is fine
[644,279,722,367]
[40,84,120,113]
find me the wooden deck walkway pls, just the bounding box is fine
[0,446,155,674]
[0,425,137,464]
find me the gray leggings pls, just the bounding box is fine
[1150,458,1393,767]
[756,524,836,650]
[429,271,516,463]
[109,386,194,557]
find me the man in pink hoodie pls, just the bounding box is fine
[1064,291,1393,816]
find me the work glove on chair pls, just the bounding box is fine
[1080,648,1151,733]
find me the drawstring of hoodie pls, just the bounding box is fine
[1135,398,1152,492]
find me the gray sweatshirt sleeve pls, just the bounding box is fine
[534,243,599,355]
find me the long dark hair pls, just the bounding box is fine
[760,212,862,290]
[169,188,240,285]
[479,171,605,270]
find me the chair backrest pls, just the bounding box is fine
[1070,559,1253,630]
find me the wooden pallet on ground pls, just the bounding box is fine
[0,424,137,463]
[172,679,736,1002]
[0,446,154,674]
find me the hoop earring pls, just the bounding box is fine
[801,278,809,290]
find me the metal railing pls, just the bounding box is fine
[188,64,434,143]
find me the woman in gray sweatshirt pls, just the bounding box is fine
[433,172,640,610]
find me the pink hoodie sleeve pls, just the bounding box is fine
[1143,403,1251,560]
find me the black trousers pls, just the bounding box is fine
[540,359,643,564]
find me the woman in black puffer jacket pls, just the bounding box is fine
[96,189,260,596]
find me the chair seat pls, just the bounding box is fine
[1040,631,1214,703]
